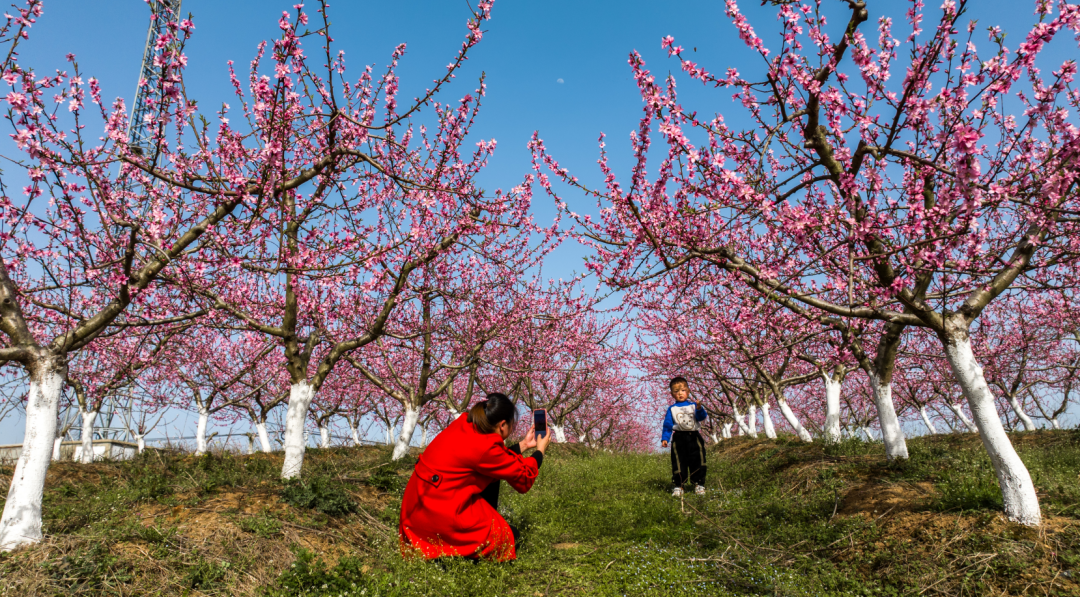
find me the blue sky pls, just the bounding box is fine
[1,0,1077,445]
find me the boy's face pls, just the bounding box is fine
[670,382,690,402]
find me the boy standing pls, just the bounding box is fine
[660,376,708,496]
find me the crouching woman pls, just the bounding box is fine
[399,393,549,562]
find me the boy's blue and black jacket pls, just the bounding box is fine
[661,401,708,443]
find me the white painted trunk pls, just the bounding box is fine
[0,366,63,551]
[731,404,751,436]
[747,404,759,438]
[51,437,62,462]
[1050,418,1061,430]
[281,382,315,480]
[246,434,255,454]
[778,399,813,443]
[385,426,392,445]
[195,405,210,456]
[135,434,146,453]
[869,374,909,460]
[1006,395,1036,432]
[722,422,733,439]
[420,424,428,447]
[255,421,273,453]
[348,421,361,446]
[823,376,842,444]
[861,426,874,442]
[392,406,420,461]
[948,402,980,433]
[447,407,460,419]
[944,333,1041,527]
[761,402,777,439]
[551,425,567,443]
[919,405,938,435]
[79,409,98,464]
[319,425,330,449]
[709,433,720,443]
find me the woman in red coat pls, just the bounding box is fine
[399,393,550,562]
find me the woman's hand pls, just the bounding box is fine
[534,427,552,454]
[519,425,538,451]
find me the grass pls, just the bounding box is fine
[1,430,1078,596]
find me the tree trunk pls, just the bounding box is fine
[747,404,759,438]
[823,375,842,444]
[0,363,63,551]
[709,432,720,443]
[348,421,361,446]
[79,409,98,464]
[392,405,420,461]
[919,405,938,435]
[947,402,979,433]
[420,424,428,447]
[943,328,1041,527]
[731,404,750,436]
[254,421,272,452]
[551,425,567,443]
[1050,418,1061,430]
[1005,395,1036,432]
[281,382,315,479]
[319,425,331,449]
[760,402,777,439]
[861,426,874,442]
[722,422,733,439]
[51,437,63,462]
[195,405,210,456]
[869,374,909,460]
[777,399,813,443]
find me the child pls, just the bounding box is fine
[660,376,708,496]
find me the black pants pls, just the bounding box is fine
[670,430,707,487]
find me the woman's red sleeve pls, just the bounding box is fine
[472,441,539,494]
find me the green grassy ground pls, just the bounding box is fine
[1,430,1079,596]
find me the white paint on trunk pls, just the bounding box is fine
[761,402,777,439]
[722,422,733,439]
[281,382,315,480]
[135,434,146,453]
[709,432,719,443]
[945,333,1041,527]
[195,405,210,456]
[919,405,938,435]
[51,437,62,462]
[823,375,842,444]
[778,399,813,443]
[869,374,909,460]
[551,425,567,443]
[348,421,361,446]
[747,404,759,438]
[79,409,98,464]
[861,426,875,442]
[447,407,459,419]
[392,406,420,460]
[1006,395,1036,432]
[731,404,751,437]
[255,421,273,453]
[319,425,331,449]
[0,366,63,551]
[947,402,979,433]
[1050,418,1061,430]
[420,424,427,447]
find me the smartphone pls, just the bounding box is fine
[533,409,548,438]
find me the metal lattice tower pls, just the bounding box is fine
[127,0,183,151]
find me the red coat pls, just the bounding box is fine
[399,413,539,561]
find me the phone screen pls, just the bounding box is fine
[533,409,547,438]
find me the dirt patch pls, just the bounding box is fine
[552,542,581,550]
[839,480,936,516]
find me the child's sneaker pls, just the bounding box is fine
[672,487,684,497]
[695,485,706,495]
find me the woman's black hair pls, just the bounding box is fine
[467,392,519,434]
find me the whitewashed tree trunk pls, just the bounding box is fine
[392,405,420,461]
[254,421,273,452]
[731,405,751,436]
[51,437,63,462]
[246,434,255,454]
[281,382,315,480]
[760,402,777,439]
[944,332,1041,527]
[0,365,64,551]
[747,404,759,438]
[919,405,938,435]
[135,434,146,453]
[1050,418,1061,430]
[861,426,874,441]
[79,409,98,464]
[551,425,567,443]
[777,399,813,443]
[823,375,842,444]
[722,422,733,439]
[319,425,331,448]
[420,424,428,447]
[869,374,909,460]
[447,407,460,419]
[947,402,980,433]
[195,405,210,456]
[1006,395,1036,432]
[348,421,361,446]
[709,432,720,443]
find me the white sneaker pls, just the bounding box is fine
[695,485,706,495]
[672,487,684,497]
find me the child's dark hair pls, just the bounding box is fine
[669,376,689,390]
[467,393,519,434]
